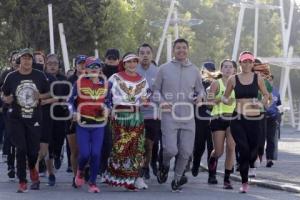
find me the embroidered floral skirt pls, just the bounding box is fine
[104,111,145,189]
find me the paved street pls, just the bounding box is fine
[1,126,300,200]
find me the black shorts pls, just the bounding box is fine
[144,119,161,142]
[210,117,231,132]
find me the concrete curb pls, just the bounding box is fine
[200,165,300,193]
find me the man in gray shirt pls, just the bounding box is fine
[136,43,160,180]
[153,38,205,192]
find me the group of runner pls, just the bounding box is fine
[0,38,282,194]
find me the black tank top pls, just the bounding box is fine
[234,73,258,99]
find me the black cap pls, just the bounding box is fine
[202,62,216,72]
[105,48,120,60]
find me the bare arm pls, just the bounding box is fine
[207,80,220,104]
[222,75,235,105]
[258,75,270,107]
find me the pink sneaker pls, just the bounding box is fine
[75,170,85,187]
[239,182,249,193]
[88,184,100,193]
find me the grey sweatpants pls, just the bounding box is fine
[161,122,195,181]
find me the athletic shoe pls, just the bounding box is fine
[171,176,187,192]
[48,174,56,186]
[157,165,169,184]
[191,165,199,177]
[266,160,274,168]
[7,168,15,180]
[134,177,148,189]
[30,181,40,190]
[208,175,218,184]
[88,184,100,193]
[239,182,249,193]
[248,168,256,178]
[66,166,73,173]
[54,157,62,170]
[75,170,85,187]
[223,181,233,189]
[17,182,28,193]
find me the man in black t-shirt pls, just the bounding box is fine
[0,50,19,180]
[1,48,50,193]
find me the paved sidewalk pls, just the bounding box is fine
[200,126,300,193]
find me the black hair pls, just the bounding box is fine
[137,43,153,54]
[254,58,262,64]
[240,51,253,56]
[173,38,189,49]
[9,50,19,63]
[220,59,237,69]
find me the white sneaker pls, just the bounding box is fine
[134,177,148,189]
[248,168,256,178]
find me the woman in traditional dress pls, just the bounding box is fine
[104,53,150,190]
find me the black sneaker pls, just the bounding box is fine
[48,174,56,186]
[8,168,15,180]
[66,166,73,173]
[191,165,199,177]
[143,167,150,180]
[54,157,62,170]
[223,181,233,189]
[157,165,169,184]
[30,181,40,190]
[266,160,274,168]
[208,175,218,184]
[171,176,188,192]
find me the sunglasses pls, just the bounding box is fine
[86,64,101,69]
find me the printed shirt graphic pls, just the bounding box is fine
[15,80,39,118]
[108,72,150,106]
[1,69,50,120]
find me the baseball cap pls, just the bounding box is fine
[75,55,87,65]
[202,62,216,72]
[19,48,33,58]
[85,57,102,68]
[105,48,120,60]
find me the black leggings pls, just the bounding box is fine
[49,120,66,159]
[230,113,260,183]
[266,116,277,160]
[193,118,213,168]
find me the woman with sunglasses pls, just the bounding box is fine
[104,53,150,190]
[69,56,107,193]
[222,51,269,193]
